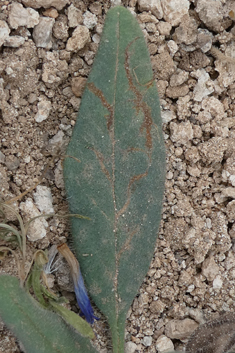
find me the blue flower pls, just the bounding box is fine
[74,269,98,324]
[57,243,98,324]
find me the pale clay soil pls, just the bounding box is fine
[1,0,235,352]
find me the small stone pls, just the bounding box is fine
[165,318,198,340]
[1,102,18,124]
[150,300,166,314]
[33,185,54,214]
[152,51,175,80]
[138,0,163,19]
[196,0,224,32]
[20,199,48,241]
[8,3,39,29]
[226,200,235,222]
[213,275,223,289]
[53,15,68,41]
[28,93,38,104]
[198,137,227,164]
[43,8,59,18]
[222,187,235,199]
[111,0,122,6]
[161,0,190,26]
[66,25,90,52]
[22,0,69,11]
[0,166,9,193]
[187,165,201,177]
[156,335,174,353]
[193,69,214,102]
[125,341,137,353]
[35,99,52,122]
[48,130,65,149]
[201,256,219,281]
[197,28,213,53]
[71,77,87,97]
[157,21,172,36]
[161,110,176,124]
[83,11,97,30]
[167,40,178,56]
[89,2,102,15]
[67,4,83,28]
[170,121,193,145]
[174,14,198,45]
[142,336,152,347]
[0,151,5,164]
[0,20,10,47]
[33,17,55,49]
[54,160,64,189]
[166,84,189,99]
[42,51,68,86]
[4,36,25,48]
[5,155,20,171]
[170,70,189,87]
[69,96,81,110]
[92,33,100,44]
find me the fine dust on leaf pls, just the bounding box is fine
[186,312,235,353]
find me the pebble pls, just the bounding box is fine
[8,3,39,29]
[157,21,172,36]
[0,166,9,193]
[170,121,193,145]
[0,20,10,47]
[42,52,68,86]
[43,8,59,18]
[197,28,213,53]
[66,25,90,52]
[5,155,20,171]
[196,0,224,32]
[22,0,69,11]
[67,4,83,28]
[170,70,189,87]
[111,0,122,6]
[71,77,87,97]
[92,33,100,44]
[165,318,198,340]
[33,185,54,214]
[125,341,137,353]
[4,36,25,48]
[138,0,163,19]
[222,187,235,199]
[142,336,152,347]
[202,256,219,281]
[156,335,174,352]
[0,151,5,164]
[54,160,64,189]
[83,11,97,30]
[161,0,190,26]
[20,198,48,241]
[192,69,214,102]
[33,17,55,49]
[213,275,223,289]
[35,99,52,122]
[48,130,65,149]
[53,15,69,41]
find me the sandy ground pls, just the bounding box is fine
[1,0,235,352]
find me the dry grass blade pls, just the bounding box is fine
[186,313,235,353]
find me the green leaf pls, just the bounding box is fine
[0,275,98,353]
[63,6,165,353]
[49,300,95,339]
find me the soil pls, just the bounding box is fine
[1,0,235,352]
